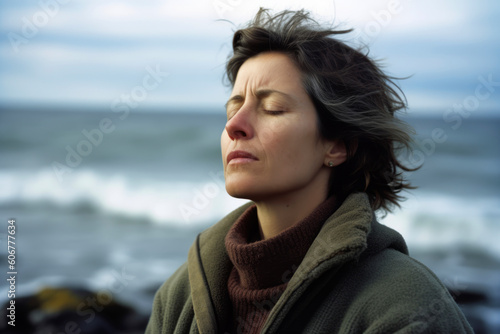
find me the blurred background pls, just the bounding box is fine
[1,0,499,333]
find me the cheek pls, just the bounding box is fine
[272,125,319,162]
[221,131,230,159]
[221,129,230,146]
[220,130,232,169]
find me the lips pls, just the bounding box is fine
[226,150,259,164]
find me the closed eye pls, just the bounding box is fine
[264,109,284,115]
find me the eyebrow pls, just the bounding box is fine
[225,89,294,109]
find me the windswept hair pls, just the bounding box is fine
[225,8,417,212]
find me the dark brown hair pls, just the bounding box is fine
[225,8,417,212]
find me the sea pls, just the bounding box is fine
[1,106,499,331]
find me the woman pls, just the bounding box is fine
[146,9,473,334]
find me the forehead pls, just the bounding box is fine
[232,52,306,95]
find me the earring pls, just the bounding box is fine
[328,161,334,167]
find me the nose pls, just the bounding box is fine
[225,107,254,141]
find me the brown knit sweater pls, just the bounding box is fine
[224,197,338,334]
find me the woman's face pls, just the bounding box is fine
[221,52,335,202]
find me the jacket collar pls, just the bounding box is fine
[188,202,252,333]
[261,193,374,332]
[187,193,407,333]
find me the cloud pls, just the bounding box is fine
[0,0,498,112]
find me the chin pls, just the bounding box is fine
[225,180,261,200]
[225,185,252,200]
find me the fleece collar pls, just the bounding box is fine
[187,193,407,334]
[188,202,251,333]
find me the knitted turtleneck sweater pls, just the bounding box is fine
[224,197,338,334]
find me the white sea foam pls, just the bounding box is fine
[2,167,499,255]
[380,191,500,258]
[0,168,247,226]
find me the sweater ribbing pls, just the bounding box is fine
[225,197,338,334]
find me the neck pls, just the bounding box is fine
[255,185,329,240]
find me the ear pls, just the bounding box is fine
[323,139,347,167]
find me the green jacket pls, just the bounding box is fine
[146,193,473,333]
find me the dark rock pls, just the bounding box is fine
[0,286,148,334]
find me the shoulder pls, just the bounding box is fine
[155,201,253,299]
[146,202,253,333]
[156,262,191,305]
[342,248,473,333]
[146,263,193,334]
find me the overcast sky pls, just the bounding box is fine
[1,0,499,115]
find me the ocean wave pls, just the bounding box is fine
[2,168,499,256]
[380,192,500,258]
[0,168,247,227]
